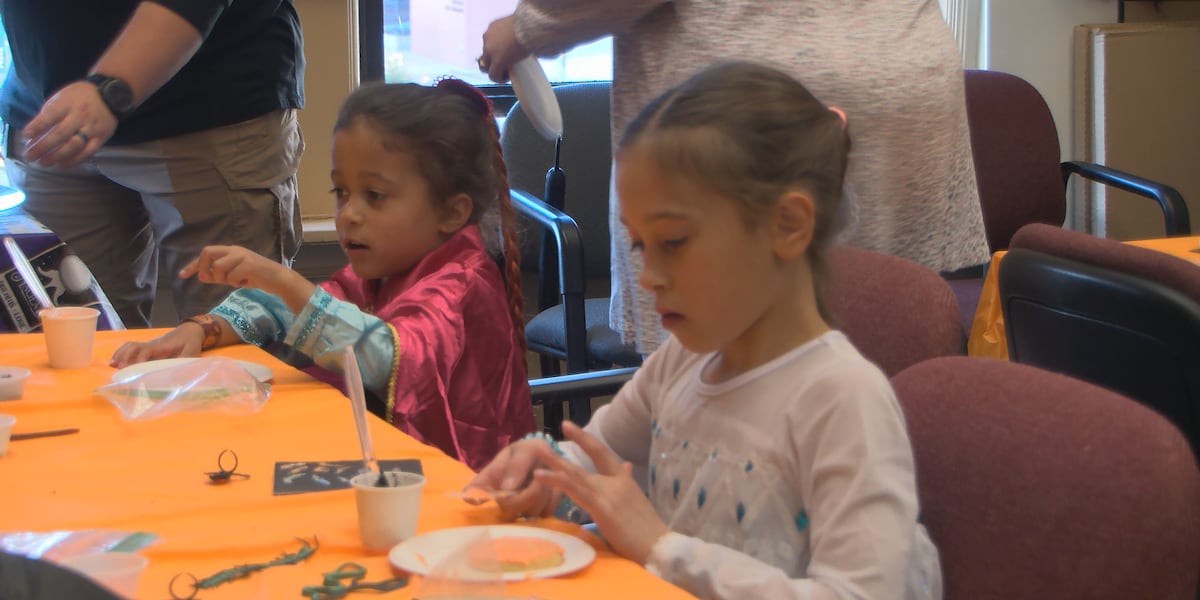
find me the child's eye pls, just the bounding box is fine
[329,187,349,203]
[365,190,386,203]
[662,237,688,249]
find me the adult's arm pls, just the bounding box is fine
[89,1,231,105]
[514,0,668,56]
[22,1,231,166]
[482,0,667,82]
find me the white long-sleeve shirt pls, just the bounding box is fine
[562,331,941,600]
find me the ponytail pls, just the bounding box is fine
[436,77,527,351]
[487,121,527,352]
[487,123,525,352]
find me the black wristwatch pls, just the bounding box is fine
[85,74,135,120]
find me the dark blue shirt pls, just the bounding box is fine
[0,0,304,145]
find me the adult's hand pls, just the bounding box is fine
[21,82,118,169]
[480,15,531,83]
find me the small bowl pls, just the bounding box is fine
[0,367,30,401]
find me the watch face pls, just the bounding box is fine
[88,74,135,117]
[102,80,135,114]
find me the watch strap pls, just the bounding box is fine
[85,73,134,119]
[181,314,223,351]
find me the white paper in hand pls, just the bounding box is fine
[509,56,563,140]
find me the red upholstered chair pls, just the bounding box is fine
[892,356,1200,600]
[824,246,963,376]
[949,69,1189,333]
[528,246,966,414]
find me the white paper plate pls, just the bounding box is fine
[510,57,563,141]
[388,524,595,582]
[111,357,273,384]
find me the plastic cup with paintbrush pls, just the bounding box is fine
[342,344,388,486]
[343,345,426,552]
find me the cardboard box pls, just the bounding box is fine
[1073,21,1200,239]
[0,208,113,332]
[1124,0,1200,23]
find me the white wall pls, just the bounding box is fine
[983,0,1117,159]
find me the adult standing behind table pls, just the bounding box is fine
[482,1,989,355]
[0,1,305,328]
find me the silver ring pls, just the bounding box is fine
[75,130,89,144]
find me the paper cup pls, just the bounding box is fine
[0,367,30,400]
[59,552,147,599]
[40,307,100,369]
[0,414,14,456]
[352,471,425,552]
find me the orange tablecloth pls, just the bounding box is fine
[0,330,691,599]
[967,236,1200,359]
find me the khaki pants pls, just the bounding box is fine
[7,109,304,328]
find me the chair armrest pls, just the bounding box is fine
[529,367,638,404]
[509,189,589,373]
[1061,161,1192,236]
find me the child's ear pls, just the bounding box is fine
[771,190,815,261]
[439,193,474,233]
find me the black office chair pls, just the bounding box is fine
[999,223,1200,459]
[501,81,641,379]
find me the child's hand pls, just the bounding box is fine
[533,422,669,565]
[467,438,563,520]
[109,324,204,368]
[180,245,314,313]
[180,245,291,294]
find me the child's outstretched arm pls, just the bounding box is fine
[109,314,240,367]
[111,245,314,368]
[181,245,315,314]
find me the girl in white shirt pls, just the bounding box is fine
[470,60,941,600]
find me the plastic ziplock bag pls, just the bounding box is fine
[95,357,270,421]
[415,528,506,600]
[0,530,157,561]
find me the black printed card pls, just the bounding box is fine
[272,459,423,495]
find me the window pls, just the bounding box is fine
[938,0,983,68]
[368,1,612,103]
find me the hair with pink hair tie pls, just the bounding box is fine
[828,106,847,128]
[435,76,495,122]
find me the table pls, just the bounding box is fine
[0,329,692,599]
[966,236,1200,359]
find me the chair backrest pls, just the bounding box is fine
[501,81,612,279]
[823,246,963,376]
[963,69,1066,252]
[892,356,1200,600]
[1000,222,1200,457]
